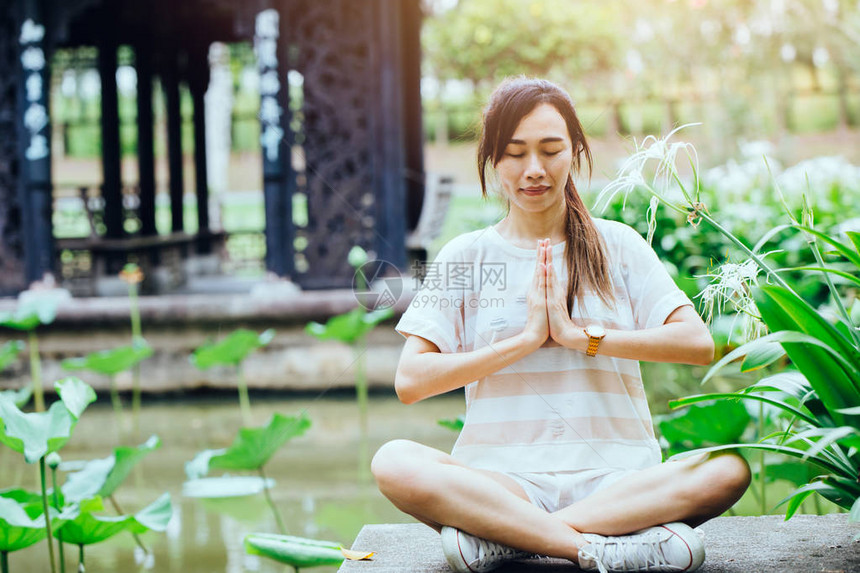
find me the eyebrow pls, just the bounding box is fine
[508,137,565,145]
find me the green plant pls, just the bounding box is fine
[599,126,860,521]
[0,377,96,573]
[185,412,311,534]
[61,342,153,432]
[119,263,145,436]
[0,297,61,412]
[54,493,171,572]
[244,533,346,572]
[191,329,275,425]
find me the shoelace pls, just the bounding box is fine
[474,537,528,563]
[580,531,670,573]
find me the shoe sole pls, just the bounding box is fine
[659,522,706,572]
[440,526,474,573]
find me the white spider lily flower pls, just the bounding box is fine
[596,123,701,214]
[696,256,772,342]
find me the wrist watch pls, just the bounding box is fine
[583,324,606,357]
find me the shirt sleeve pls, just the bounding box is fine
[394,239,468,354]
[621,226,695,330]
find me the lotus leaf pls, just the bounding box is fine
[182,476,275,498]
[0,385,32,409]
[185,412,310,479]
[305,307,393,344]
[61,342,153,376]
[244,532,345,569]
[0,341,24,372]
[55,493,172,546]
[191,329,275,369]
[0,296,58,331]
[0,495,78,553]
[0,378,95,464]
[62,435,161,503]
[0,496,47,552]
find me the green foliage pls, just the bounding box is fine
[185,412,311,479]
[0,378,96,464]
[191,329,275,369]
[423,0,620,85]
[0,298,59,331]
[658,401,751,458]
[305,308,393,345]
[61,341,153,376]
[61,436,162,503]
[437,415,465,433]
[243,533,345,569]
[0,386,33,410]
[54,493,172,546]
[0,341,24,372]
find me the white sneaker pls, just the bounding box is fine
[440,526,535,572]
[577,522,705,572]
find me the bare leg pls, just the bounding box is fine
[372,439,587,561]
[373,440,750,560]
[554,452,752,535]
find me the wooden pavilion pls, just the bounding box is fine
[0,0,425,296]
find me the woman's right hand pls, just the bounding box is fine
[521,239,550,349]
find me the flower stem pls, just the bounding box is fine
[39,457,57,573]
[1,551,8,573]
[129,282,143,436]
[29,330,44,412]
[237,365,251,426]
[354,340,369,484]
[107,495,147,554]
[51,464,65,573]
[258,466,285,534]
[78,545,84,573]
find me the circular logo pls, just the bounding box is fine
[352,259,403,310]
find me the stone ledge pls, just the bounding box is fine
[340,515,859,572]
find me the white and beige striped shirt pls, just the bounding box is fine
[395,217,694,473]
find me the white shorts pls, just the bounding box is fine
[503,468,639,513]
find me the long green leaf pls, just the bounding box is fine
[756,287,860,426]
[778,266,860,288]
[669,393,819,427]
[846,231,860,258]
[669,443,849,478]
[794,225,860,269]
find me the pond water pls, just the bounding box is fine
[0,392,464,573]
[0,376,841,572]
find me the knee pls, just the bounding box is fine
[694,453,751,507]
[371,439,425,496]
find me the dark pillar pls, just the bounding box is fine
[1,2,29,294]
[135,42,157,237]
[189,46,211,253]
[98,14,124,239]
[370,0,407,268]
[16,0,54,283]
[163,53,184,234]
[256,7,295,277]
[400,0,425,234]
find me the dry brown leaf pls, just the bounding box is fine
[340,547,375,561]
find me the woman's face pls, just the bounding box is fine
[494,102,573,214]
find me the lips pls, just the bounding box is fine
[521,186,550,196]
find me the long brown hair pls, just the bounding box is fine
[477,77,615,312]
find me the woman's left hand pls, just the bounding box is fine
[545,240,574,346]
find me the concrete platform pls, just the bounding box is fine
[340,515,860,572]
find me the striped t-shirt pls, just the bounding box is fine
[395,217,694,473]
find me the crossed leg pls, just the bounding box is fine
[371,439,750,563]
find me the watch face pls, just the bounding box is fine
[586,325,606,338]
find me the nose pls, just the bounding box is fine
[524,152,545,180]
